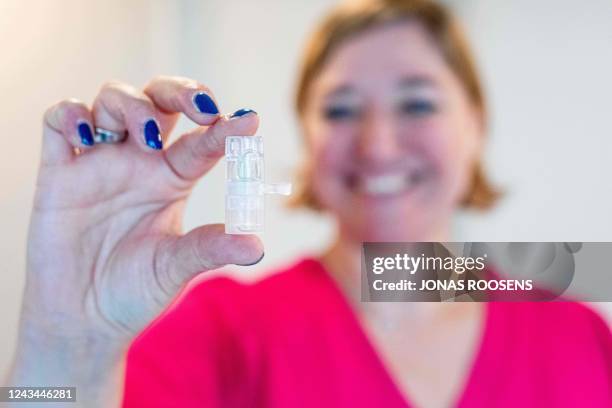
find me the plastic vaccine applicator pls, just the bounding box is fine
[225,136,292,234]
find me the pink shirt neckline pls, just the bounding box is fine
[306,257,493,407]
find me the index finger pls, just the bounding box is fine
[144,76,221,126]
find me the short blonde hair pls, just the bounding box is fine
[290,0,501,210]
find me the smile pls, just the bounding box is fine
[346,167,429,197]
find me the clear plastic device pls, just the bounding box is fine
[225,136,292,234]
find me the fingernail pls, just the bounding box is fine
[77,122,94,146]
[144,119,162,150]
[238,252,264,266]
[193,92,219,114]
[229,108,257,119]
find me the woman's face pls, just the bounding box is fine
[304,21,483,241]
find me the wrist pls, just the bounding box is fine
[8,324,127,407]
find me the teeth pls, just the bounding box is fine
[360,173,410,195]
[351,166,428,196]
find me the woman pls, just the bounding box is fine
[8,0,611,407]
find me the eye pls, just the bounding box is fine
[399,99,437,116]
[323,105,360,121]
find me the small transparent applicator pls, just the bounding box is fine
[225,136,292,234]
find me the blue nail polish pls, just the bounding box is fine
[77,122,94,146]
[229,108,257,118]
[193,92,219,114]
[144,119,162,150]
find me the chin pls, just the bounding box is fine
[338,201,437,242]
[346,221,434,243]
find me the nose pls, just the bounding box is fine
[356,106,399,162]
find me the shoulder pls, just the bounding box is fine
[132,257,326,343]
[485,302,612,403]
[125,258,326,389]
[186,257,327,309]
[493,301,610,340]
[491,301,611,366]
[503,301,610,334]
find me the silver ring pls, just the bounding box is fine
[94,127,127,144]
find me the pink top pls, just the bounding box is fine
[123,258,612,407]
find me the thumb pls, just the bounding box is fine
[155,224,264,293]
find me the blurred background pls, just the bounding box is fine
[1,0,611,376]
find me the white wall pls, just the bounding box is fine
[453,0,612,242]
[451,0,612,319]
[0,0,179,376]
[1,0,611,377]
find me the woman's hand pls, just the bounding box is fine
[9,76,263,404]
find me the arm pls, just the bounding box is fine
[5,76,263,407]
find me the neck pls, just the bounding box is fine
[318,219,482,338]
[320,221,452,306]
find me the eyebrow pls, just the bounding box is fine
[323,84,355,100]
[323,75,437,100]
[398,75,437,89]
